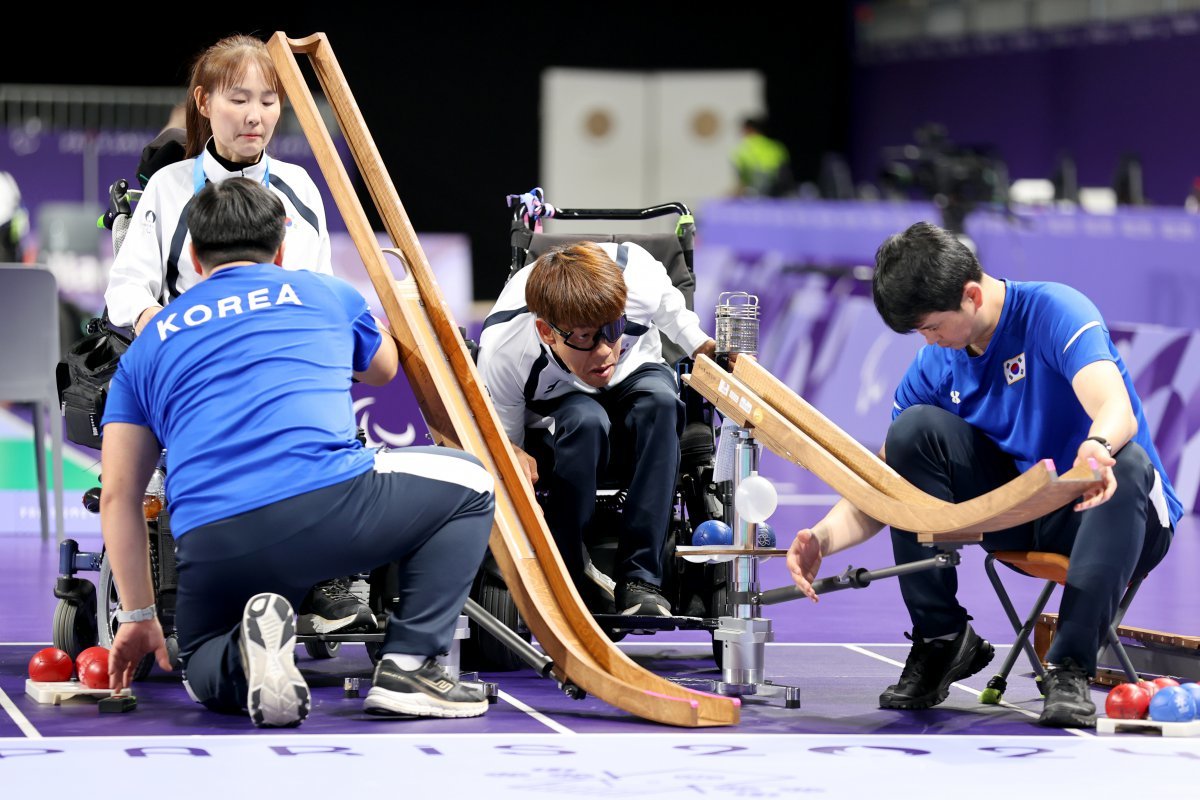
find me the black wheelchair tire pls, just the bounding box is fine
[53,598,98,660]
[708,563,731,670]
[98,554,156,681]
[303,640,341,659]
[471,573,530,672]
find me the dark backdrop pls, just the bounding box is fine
[3,7,854,300]
[851,27,1200,210]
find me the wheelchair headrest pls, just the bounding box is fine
[521,233,690,282]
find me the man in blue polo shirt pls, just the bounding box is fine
[786,221,1177,728]
[99,177,495,726]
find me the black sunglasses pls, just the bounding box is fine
[544,315,627,352]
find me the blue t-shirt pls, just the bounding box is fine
[892,280,1182,527]
[102,264,383,537]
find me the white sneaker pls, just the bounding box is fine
[240,593,310,727]
[583,560,617,601]
[363,658,488,719]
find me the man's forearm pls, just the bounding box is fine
[100,502,157,611]
[811,497,885,557]
[1086,396,1137,453]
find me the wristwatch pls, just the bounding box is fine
[114,604,157,623]
[1084,436,1113,456]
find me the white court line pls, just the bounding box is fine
[1,642,53,647]
[842,644,1094,739]
[0,685,41,738]
[497,690,576,735]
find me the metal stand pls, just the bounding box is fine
[677,427,803,708]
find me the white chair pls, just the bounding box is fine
[0,265,64,541]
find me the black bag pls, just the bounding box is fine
[56,311,133,449]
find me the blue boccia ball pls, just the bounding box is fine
[692,519,733,546]
[756,522,776,548]
[1148,685,1197,723]
[1180,682,1200,712]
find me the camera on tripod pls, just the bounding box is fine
[879,123,1009,234]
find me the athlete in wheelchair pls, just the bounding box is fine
[467,192,728,669]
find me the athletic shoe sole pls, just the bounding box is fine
[879,637,996,710]
[241,593,310,727]
[363,686,488,719]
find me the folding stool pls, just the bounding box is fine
[979,550,1142,703]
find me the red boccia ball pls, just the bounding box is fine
[1105,682,1151,720]
[75,646,109,678]
[1139,680,1161,699]
[1152,677,1181,690]
[28,647,74,683]
[80,658,111,690]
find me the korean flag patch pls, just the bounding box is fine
[1003,352,1026,385]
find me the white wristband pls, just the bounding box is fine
[115,604,157,623]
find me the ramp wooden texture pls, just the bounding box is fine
[684,356,1102,541]
[267,32,737,727]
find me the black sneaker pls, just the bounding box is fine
[617,579,672,617]
[240,593,310,727]
[879,624,995,710]
[297,577,377,634]
[363,658,489,718]
[1038,658,1096,728]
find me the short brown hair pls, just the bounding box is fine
[525,242,626,327]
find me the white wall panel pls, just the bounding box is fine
[541,68,762,236]
[651,71,763,216]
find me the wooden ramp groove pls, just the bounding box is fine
[684,356,1102,541]
[268,32,737,727]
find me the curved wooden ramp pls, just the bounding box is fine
[267,32,738,728]
[684,356,1101,541]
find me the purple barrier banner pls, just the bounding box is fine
[698,198,938,267]
[696,212,1200,514]
[965,208,1200,330]
[334,232,474,450]
[697,198,1200,330]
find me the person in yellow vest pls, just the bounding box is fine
[731,116,794,197]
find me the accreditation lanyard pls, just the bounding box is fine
[192,150,271,194]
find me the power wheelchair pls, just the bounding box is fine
[464,189,734,671]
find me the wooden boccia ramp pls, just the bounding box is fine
[265,32,737,728]
[684,355,1104,540]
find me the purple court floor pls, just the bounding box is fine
[3,468,1199,794]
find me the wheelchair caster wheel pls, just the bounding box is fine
[304,639,341,659]
[53,597,98,659]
